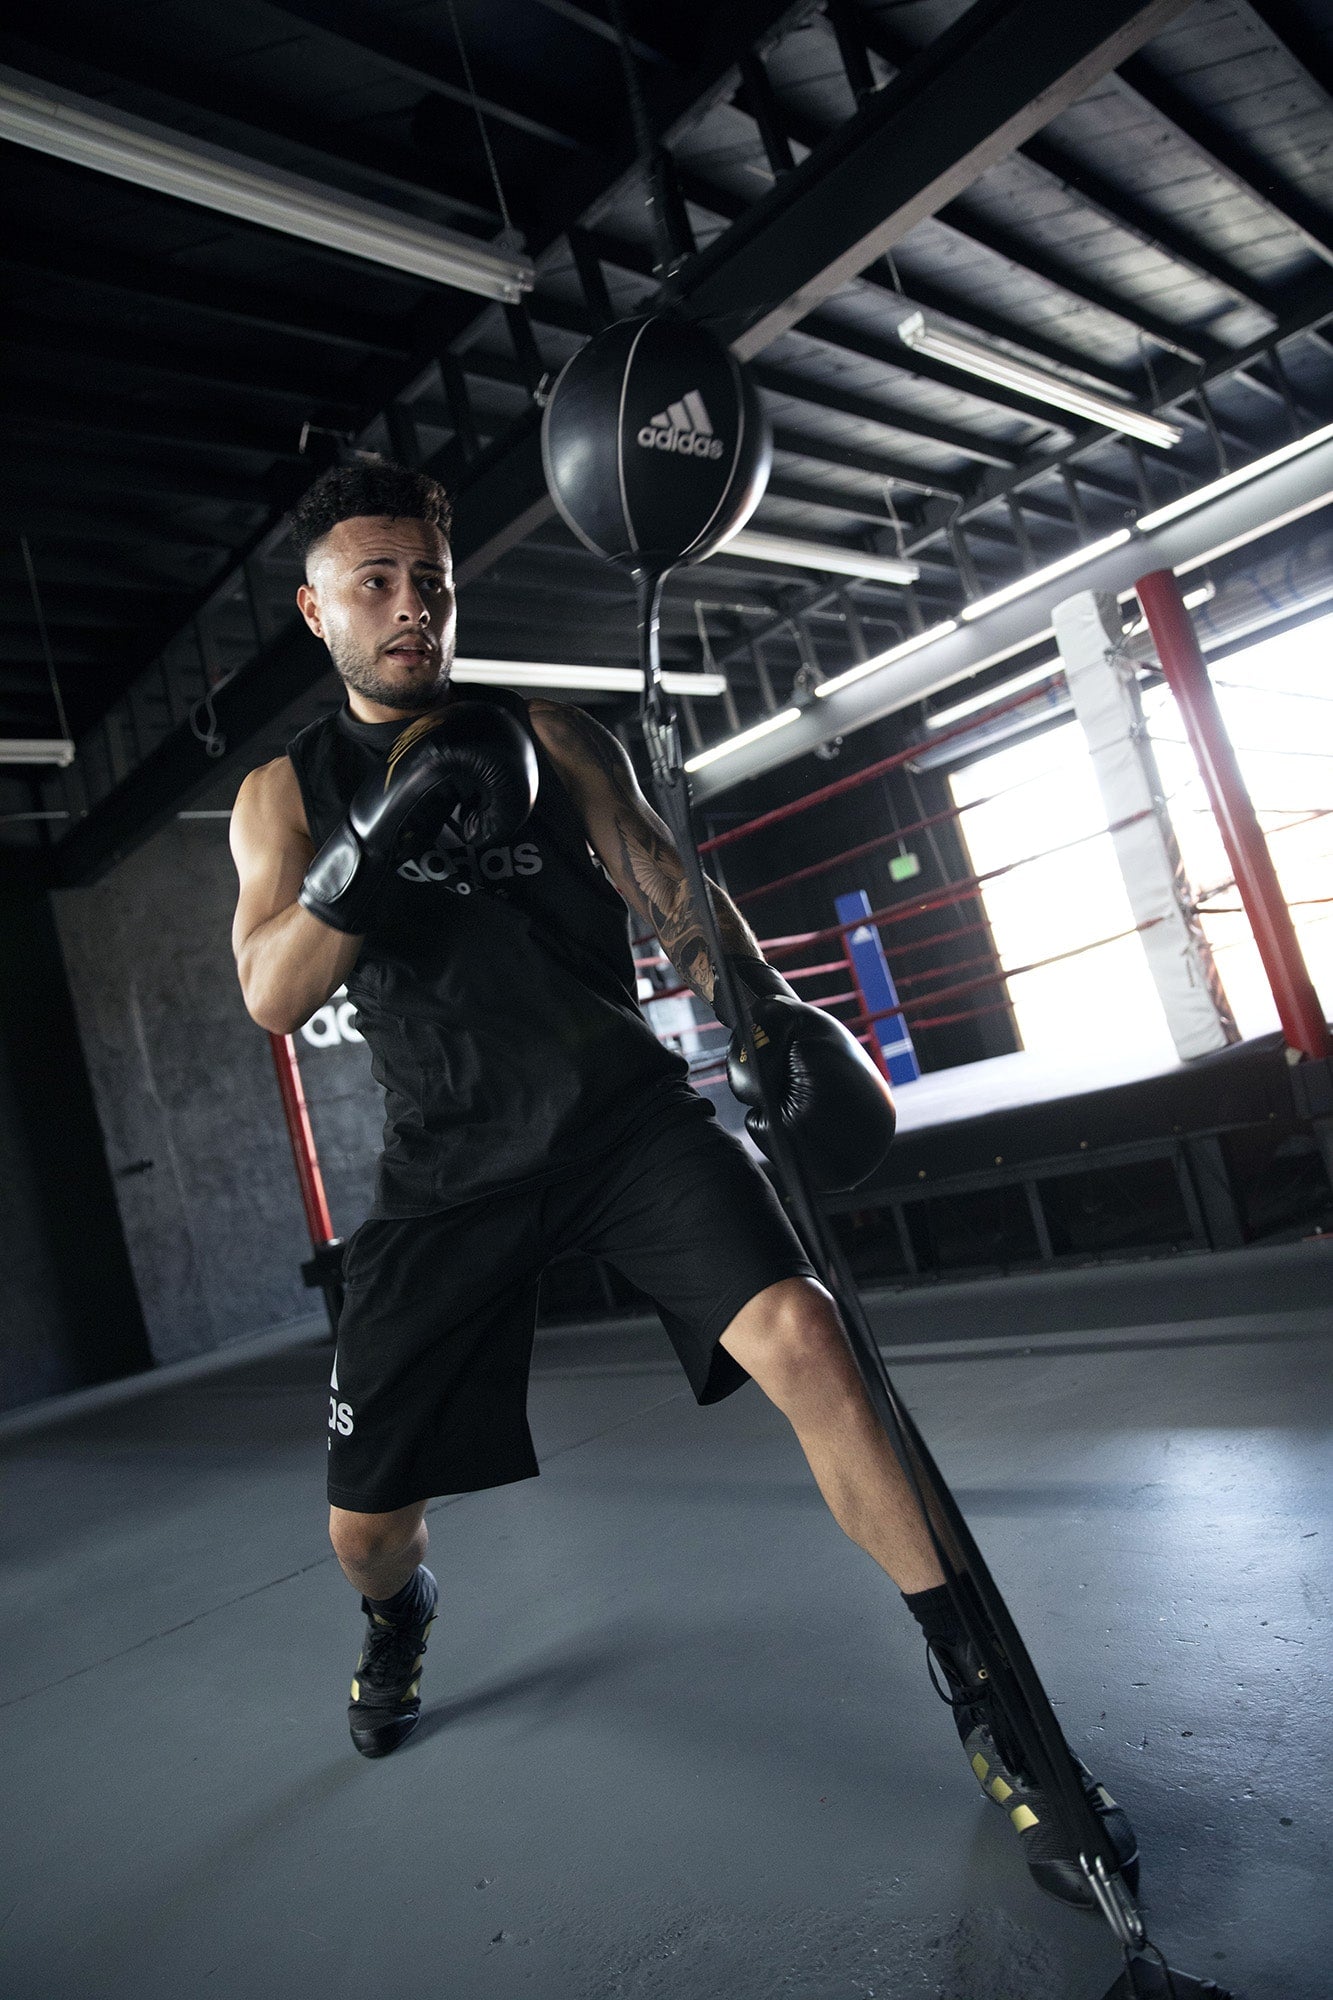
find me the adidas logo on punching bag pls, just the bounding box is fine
[541,314,772,578]
[636,390,724,459]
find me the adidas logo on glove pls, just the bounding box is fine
[637,390,724,460]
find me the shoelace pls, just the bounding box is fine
[357,1614,428,1691]
[924,1638,984,1718]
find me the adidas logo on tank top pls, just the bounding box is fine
[636,390,724,460]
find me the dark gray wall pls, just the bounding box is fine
[53,820,383,1366]
[0,886,151,1411]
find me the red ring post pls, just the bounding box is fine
[268,1030,336,1248]
[1135,568,1330,1060]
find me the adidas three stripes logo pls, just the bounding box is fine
[637,389,725,459]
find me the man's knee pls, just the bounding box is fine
[721,1277,854,1414]
[329,1501,425,1571]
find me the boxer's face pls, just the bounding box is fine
[297,515,457,717]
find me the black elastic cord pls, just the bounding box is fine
[635,563,1144,1919]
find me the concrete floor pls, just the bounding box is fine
[2,1278,1329,2000]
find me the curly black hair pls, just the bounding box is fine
[289,460,453,570]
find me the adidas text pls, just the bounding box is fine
[637,389,724,460]
[397,839,543,889]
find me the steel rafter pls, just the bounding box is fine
[905,281,1333,559]
[0,326,362,415]
[853,0,1283,322]
[0,30,498,227]
[264,0,601,156]
[0,238,412,360]
[20,0,817,885]
[1017,135,1278,318]
[1240,0,1333,104]
[1117,54,1333,267]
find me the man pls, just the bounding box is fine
[229,460,1134,1909]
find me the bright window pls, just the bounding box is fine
[947,610,1333,1059]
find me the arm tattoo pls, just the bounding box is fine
[535,702,759,1004]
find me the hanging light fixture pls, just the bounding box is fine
[0,67,534,304]
[897,312,1182,450]
[716,529,919,586]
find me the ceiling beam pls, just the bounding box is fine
[577,217,1064,447]
[38,0,1220,881]
[0,443,274,509]
[527,0,669,63]
[0,324,361,416]
[679,0,1192,356]
[2,398,304,464]
[2,26,499,229]
[1239,0,1333,104]
[0,507,234,556]
[0,235,411,360]
[751,362,1021,468]
[770,425,969,501]
[1117,55,1333,268]
[1017,135,1278,318]
[795,310,1073,435]
[265,0,603,155]
[934,201,1227,365]
[761,475,916,528]
[905,278,1333,554]
[850,0,1278,322]
[857,263,1143,397]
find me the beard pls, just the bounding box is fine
[328,633,453,713]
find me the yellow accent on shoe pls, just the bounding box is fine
[406,1680,421,1701]
[1010,1804,1039,1834]
[988,1775,1014,1804]
[971,1752,990,1783]
[351,1678,360,1700]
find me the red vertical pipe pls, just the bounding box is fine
[1135,567,1331,1060]
[268,1031,336,1248]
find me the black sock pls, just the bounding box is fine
[901,1581,967,1654]
[365,1565,433,1624]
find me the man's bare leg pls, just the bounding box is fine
[331,1499,436,1759]
[329,1499,430,1601]
[720,1276,945,1595]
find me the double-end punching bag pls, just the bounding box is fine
[540,313,1230,2000]
[541,313,772,578]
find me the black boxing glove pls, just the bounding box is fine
[300,702,538,933]
[717,954,896,1193]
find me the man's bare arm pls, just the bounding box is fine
[529,700,759,1005]
[229,757,361,1034]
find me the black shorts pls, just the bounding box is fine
[326,1094,814,1513]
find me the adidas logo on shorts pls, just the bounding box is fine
[637,390,724,460]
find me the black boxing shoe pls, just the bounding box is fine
[348,1566,438,1758]
[927,1633,1140,1909]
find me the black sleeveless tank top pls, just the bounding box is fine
[287,688,690,1216]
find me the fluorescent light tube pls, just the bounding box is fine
[0,737,74,766]
[897,311,1182,450]
[452,660,727,696]
[960,528,1132,622]
[719,529,919,586]
[926,657,1064,728]
[1135,421,1333,531]
[815,620,958,698]
[0,68,534,304]
[684,708,802,772]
